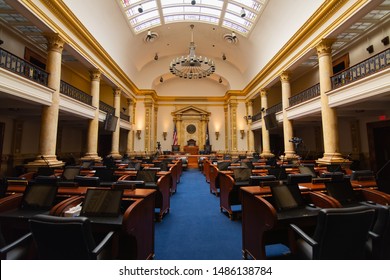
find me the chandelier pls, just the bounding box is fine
[169,25,215,79]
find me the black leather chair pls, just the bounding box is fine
[365,204,390,259]
[290,206,375,259]
[287,174,313,184]
[29,214,114,259]
[74,176,100,187]
[350,170,375,181]
[320,171,345,182]
[136,170,157,188]
[113,180,145,190]
[249,175,277,186]
[93,168,116,187]
[0,226,32,260]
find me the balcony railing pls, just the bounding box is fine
[99,101,115,115]
[266,102,282,114]
[0,47,48,86]
[289,83,320,107]
[60,81,92,106]
[252,112,262,121]
[120,112,130,122]
[331,48,390,89]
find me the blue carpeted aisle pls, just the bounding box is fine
[154,168,243,260]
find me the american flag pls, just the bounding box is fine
[173,123,178,145]
[205,123,210,145]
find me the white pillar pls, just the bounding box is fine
[260,89,274,158]
[110,88,121,159]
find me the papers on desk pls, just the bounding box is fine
[64,203,82,217]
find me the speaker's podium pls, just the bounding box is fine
[184,139,199,155]
[172,145,180,152]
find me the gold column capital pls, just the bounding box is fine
[44,33,65,53]
[260,89,268,97]
[113,87,122,96]
[90,70,101,81]
[280,71,290,82]
[316,38,336,56]
[246,100,253,107]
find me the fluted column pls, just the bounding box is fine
[280,72,297,160]
[126,99,134,155]
[176,116,182,151]
[144,98,153,152]
[224,105,229,152]
[229,99,238,152]
[316,39,344,164]
[110,88,121,159]
[82,70,102,162]
[27,34,65,169]
[246,100,255,152]
[153,105,158,151]
[260,89,274,158]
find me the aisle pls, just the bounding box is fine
[154,168,242,260]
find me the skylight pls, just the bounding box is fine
[118,0,268,36]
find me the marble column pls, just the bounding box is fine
[260,89,274,158]
[27,34,65,169]
[144,98,153,152]
[316,39,344,164]
[82,70,102,162]
[246,100,255,153]
[110,88,121,159]
[176,116,182,150]
[126,99,134,155]
[280,72,297,160]
[224,105,229,152]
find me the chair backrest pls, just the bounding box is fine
[62,166,81,181]
[93,168,115,182]
[249,175,277,186]
[34,175,58,185]
[324,180,358,205]
[136,170,157,183]
[217,161,231,171]
[74,175,100,187]
[269,183,305,211]
[298,165,317,178]
[20,183,58,210]
[312,206,375,259]
[350,170,375,181]
[113,180,145,190]
[366,204,390,259]
[267,166,287,180]
[233,168,252,182]
[320,171,345,182]
[287,173,313,184]
[29,214,97,259]
[80,188,123,217]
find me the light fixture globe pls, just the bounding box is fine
[169,25,215,79]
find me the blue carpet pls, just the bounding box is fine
[154,168,290,260]
[154,169,243,260]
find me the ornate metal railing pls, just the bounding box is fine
[289,83,320,107]
[266,102,282,114]
[60,81,92,105]
[331,48,390,89]
[120,111,130,122]
[99,101,115,115]
[0,47,48,86]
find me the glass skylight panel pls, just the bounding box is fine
[118,0,266,35]
[134,18,161,32]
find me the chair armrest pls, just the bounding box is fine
[0,232,32,259]
[368,230,380,240]
[92,231,115,257]
[290,224,318,247]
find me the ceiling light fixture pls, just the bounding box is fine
[144,30,158,43]
[191,0,196,5]
[154,53,159,60]
[223,31,238,44]
[138,5,143,13]
[169,25,215,79]
[240,7,246,18]
[222,53,226,60]
[160,77,164,83]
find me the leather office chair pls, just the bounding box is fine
[287,174,313,184]
[249,175,277,186]
[74,175,100,187]
[93,168,116,187]
[136,170,158,188]
[365,204,390,259]
[350,170,375,181]
[290,206,375,259]
[0,225,32,260]
[320,171,345,182]
[29,214,114,260]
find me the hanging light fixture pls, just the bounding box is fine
[169,25,215,79]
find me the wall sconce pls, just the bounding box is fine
[366,45,374,54]
[215,131,220,140]
[381,36,389,46]
[240,129,245,139]
[163,131,167,141]
[136,130,141,140]
[243,115,252,121]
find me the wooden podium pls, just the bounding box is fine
[184,145,199,155]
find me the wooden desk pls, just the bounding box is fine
[183,145,199,155]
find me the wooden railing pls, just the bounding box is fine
[289,83,320,107]
[60,81,92,105]
[0,47,48,86]
[331,48,390,89]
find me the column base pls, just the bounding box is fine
[109,152,122,159]
[25,155,64,171]
[260,151,274,159]
[280,152,299,161]
[316,153,350,165]
[80,153,102,162]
